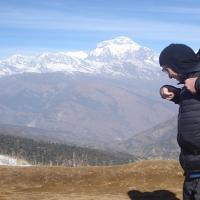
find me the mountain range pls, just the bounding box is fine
[0,36,160,80]
[0,36,177,153]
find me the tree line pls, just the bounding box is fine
[0,134,136,166]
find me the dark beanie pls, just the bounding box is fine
[159,44,200,74]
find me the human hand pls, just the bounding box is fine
[185,77,198,94]
[160,86,175,100]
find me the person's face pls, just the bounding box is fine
[162,65,180,81]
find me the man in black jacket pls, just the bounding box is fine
[159,44,200,200]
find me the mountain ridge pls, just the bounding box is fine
[0,73,175,148]
[0,36,160,80]
[0,36,177,153]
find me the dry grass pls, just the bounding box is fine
[0,160,184,200]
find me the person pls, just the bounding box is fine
[159,44,200,200]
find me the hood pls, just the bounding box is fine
[159,44,200,75]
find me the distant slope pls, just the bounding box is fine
[0,123,74,144]
[117,117,179,159]
[0,134,137,166]
[0,73,175,149]
[0,160,183,200]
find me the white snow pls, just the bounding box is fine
[88,36,141,60]
[0,36,160,80]
[0,154,31,166]
[64,51,88,59]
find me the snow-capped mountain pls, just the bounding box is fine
[0,36,161,79]
[0,36,175,150]
[88,36,157,62]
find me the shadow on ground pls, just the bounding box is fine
[127,190,180,200]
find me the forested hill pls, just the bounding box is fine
[0,134,137,166]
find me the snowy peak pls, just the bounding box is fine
[97,36,140,48]
[38,51,88,60]
[89,36,140,60]
[0,36,160,79]
[88,36,156,63]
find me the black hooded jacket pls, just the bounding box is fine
[160,44,200,173]
[159,44,200,75]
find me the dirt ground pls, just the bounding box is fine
[0,160,184,200]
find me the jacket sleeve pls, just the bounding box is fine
[160,85,181,104]
[195,77,200,94]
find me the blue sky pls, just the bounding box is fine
[0,0,199,59]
